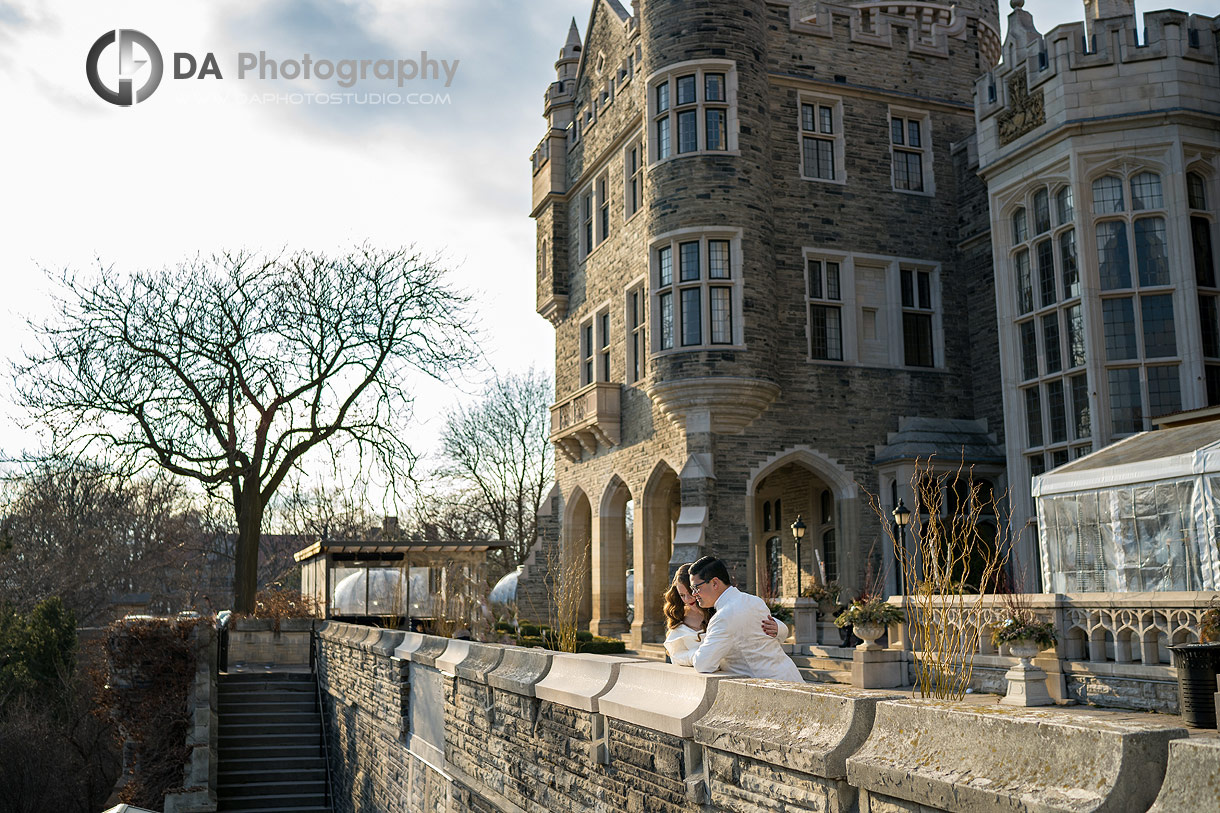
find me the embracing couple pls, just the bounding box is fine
[662,555,803,682]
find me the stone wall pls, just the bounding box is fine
[314,622,1218,813]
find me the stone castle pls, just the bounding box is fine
[525,0,1220,645]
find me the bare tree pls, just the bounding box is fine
[0,458,200,624]
[17,246,476,612]
[435,368,553,568]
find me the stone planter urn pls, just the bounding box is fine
[1000,637,1052,707]
[854,621,886,651]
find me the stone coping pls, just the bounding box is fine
[316,621,404,655]
[1147,737,1220,812]
[393,632,451,667]
[846,698,1188,812]
[435,639,472,676]
[597,661,731,738]
[454,642,508,684]
[694,679,903,779]
[229,617,316,633]
[534,652,644,712]
[487,647,554,697]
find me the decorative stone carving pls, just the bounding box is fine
[997,72,1044,144]
[645,376,781,434]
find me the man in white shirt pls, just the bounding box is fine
[688,556,804,682]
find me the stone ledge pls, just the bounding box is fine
[435,639,472,676]
[597,661,730,738]
[453,642,508,684]
[1147,737,1220,813]
[487,647,553,696]
[695,680,903,779]
[534,652,644,712]
[393,631,451,666]
[846,699,1187,812]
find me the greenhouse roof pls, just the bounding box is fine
[1033,419,1220,497]
[294,540,508,562]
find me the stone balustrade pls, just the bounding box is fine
[549,382,621,462]
[312,621,1215,813]
[888,592,1218,711]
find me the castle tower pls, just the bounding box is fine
[975,1,1220,589]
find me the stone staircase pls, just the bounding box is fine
[217,672,331,812]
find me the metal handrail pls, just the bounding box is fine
[313,628,335,812]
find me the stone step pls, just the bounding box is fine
[220,698,318,714]
[220,710,321,727]
[219,720,321,735]
[219,744,326,762]
[217,779,327,798]
[220,683,316,696]
[790,655,853,670]
[215,792,328,811]
[219,672,315,683]
[219,732,324,748]
[219,759,327,777]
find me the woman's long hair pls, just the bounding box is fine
[663,563,712,631]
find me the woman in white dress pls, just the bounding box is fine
[663,563,784,666]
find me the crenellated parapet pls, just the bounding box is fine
[782,0,1003,67]
[975,3,1219,171]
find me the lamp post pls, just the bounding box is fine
[791,515,807,596]
[892,499,912,595]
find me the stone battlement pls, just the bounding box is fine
[782,0,1002,66]
[975,5,1220,169]
[313,621,1217,813]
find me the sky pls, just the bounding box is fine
[0,0,1212,475]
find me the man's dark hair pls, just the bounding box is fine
[690,556,730,586]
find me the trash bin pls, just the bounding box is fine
[1169,643,1220,728]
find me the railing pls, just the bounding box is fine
[313,629,335,813]
[549,382,621,462]
[889,592,1217,665]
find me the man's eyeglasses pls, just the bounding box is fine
[689,579,706,595]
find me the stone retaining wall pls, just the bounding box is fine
[314,622,1211,813]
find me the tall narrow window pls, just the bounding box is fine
[705,73,727,151]
[1042,312,1061,373]
[1060,229,1079,298]
[580,321,594,385]
[808,258,842,360]
[1037,238,1056,307]
[901,267,934,367]
[800,100,838,181]
[1019,320,1038,381]
[1033,189,1051,234]
[708,239,732,344]
[658,246,673,350]
[596,173,610,245]
[598,310,611,381]
[582,191,593,257]
[625,141,643,219]
[627,285,646,382]
[1025,386,1043,447]
[1015,250,1032,314]
[1070,372,1090,439]
[891,113,929,192]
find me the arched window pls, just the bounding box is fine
[763,501,772,532]
[820,489,833,524]
[766,536,782,598]
[774,499,782,530]
[822,528,838,583]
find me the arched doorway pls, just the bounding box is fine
[631,461,681,645]
[593,477,633,636]
[565,489,593,629]
[746,448,859,600]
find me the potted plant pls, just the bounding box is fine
[990,612,1057,666]
[802,581,841,614]
[835,596,903,647]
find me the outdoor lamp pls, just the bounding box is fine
[791,515,806,596]
[892,499,911,595]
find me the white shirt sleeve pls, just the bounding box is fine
[664,625,699,666]
[774,618,788,642]
[691,610,736,674]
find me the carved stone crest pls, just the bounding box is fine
[997,72,1045,145]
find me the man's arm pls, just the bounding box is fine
[691,612,736,674]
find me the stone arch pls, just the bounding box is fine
[591,475,634,637]
[563,486,594,629]
[631,460,682,645]
[744,446,860,599]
